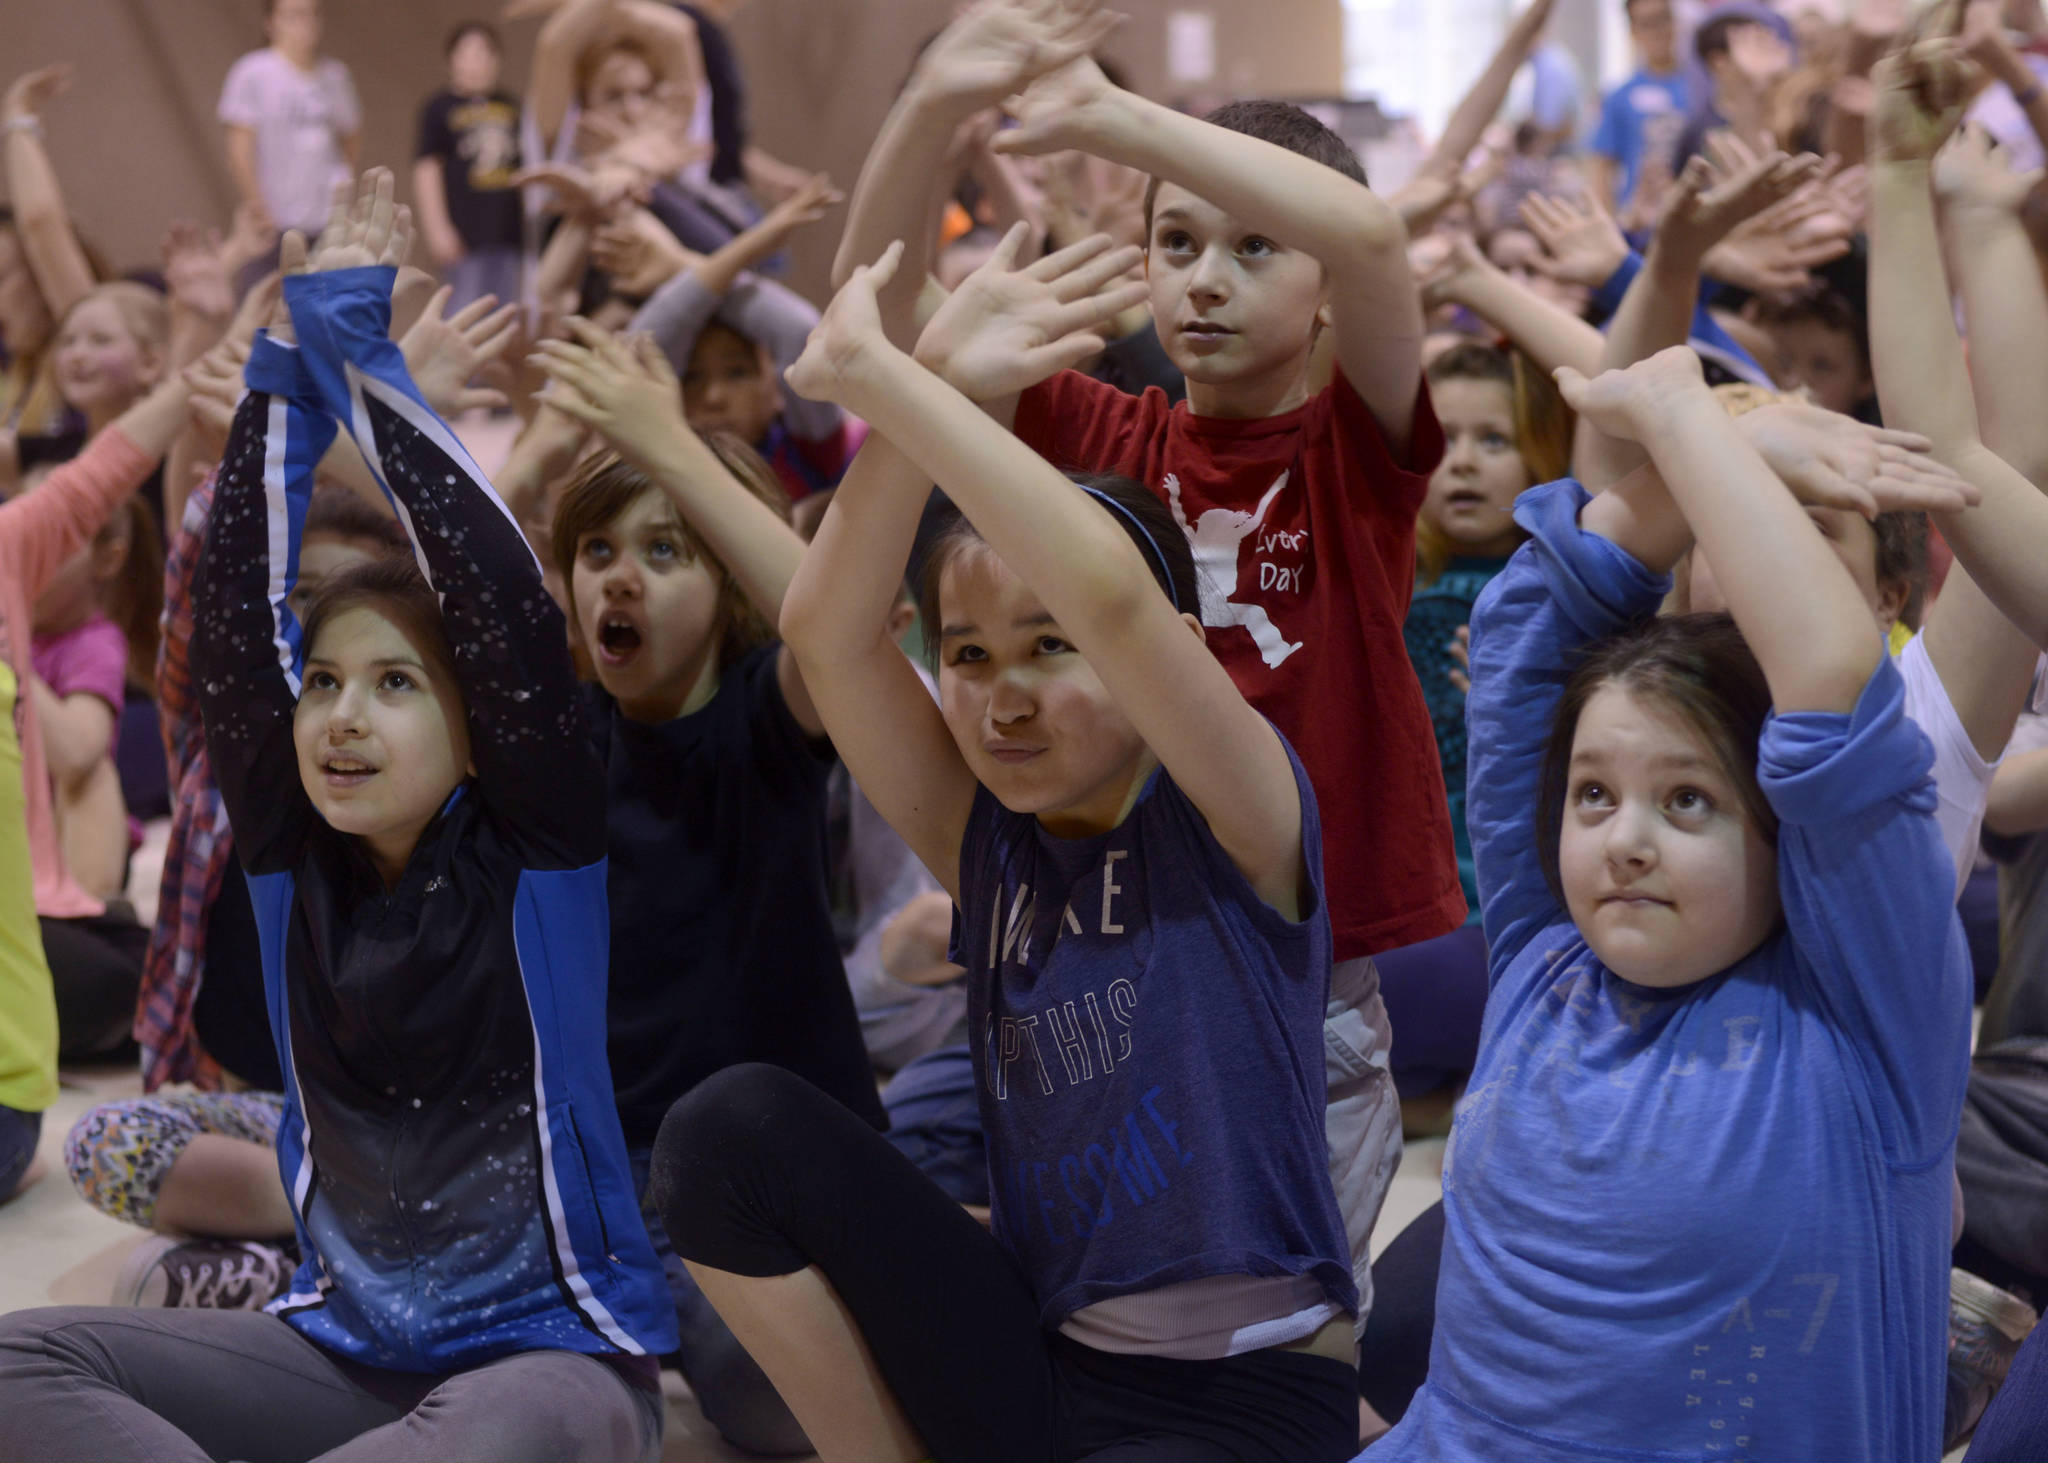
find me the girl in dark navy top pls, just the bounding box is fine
[651,236,1357,1462]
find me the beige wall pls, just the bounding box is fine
[1,0,1343,302]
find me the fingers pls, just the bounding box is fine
[1049,240,1144,302]
[279,230,309,277]
[987,219,1035,276]
[858,239,907,292]
[470,304,523,363]
[532,343,607,403]
[1048,278,1149,337]
[1021,332,1109,380]
[1023,229,1119,284]
[456,387,513,413]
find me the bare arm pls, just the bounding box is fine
[1987,745,2048,835]
[1000,57,1423,453]
[2,66,96,320]
[1869,38,2048,648]
[28,676,114,788]
[531,0,618,151]
[536,324,825,733]
[831,0,1119,348]
[412,157,466,267]
[1564,348,1884,713]
[1420,235,1604,378]
[783,430,981,899]
[1415,0,1558,184]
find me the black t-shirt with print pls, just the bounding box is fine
[415,90,523,250]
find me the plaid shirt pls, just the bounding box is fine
[135,475,231,1091]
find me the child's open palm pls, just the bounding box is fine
[1519,192,1630,290]
[400,287,519,418]
[1737,402,1980,518]
[993,54,1114,158]
[911,223,1148,401]
[918,0,1120,112]
[1660,143,1827,266]
[533,322,693,472]
[299,170,414,277]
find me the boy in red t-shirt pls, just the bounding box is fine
[836,0,1463,1326]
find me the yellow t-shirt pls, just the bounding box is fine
[0,658,58,1113]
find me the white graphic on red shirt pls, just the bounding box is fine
[1163,471,1302,669]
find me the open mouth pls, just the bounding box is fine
[596,614,644,666]
[320,755,378,788]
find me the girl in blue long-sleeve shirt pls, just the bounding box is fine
[1369,345,1976,1462]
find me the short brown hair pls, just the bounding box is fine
[550,434,791,672]
[300,555,464,703]
[1536,613,1778,904]
[1144,100,1367,236]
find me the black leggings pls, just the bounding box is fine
[651,1064,1358,1463]
[40,909,148,1062]
[1355,1199,1443,1424]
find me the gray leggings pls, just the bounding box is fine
[0,1307,662,1463]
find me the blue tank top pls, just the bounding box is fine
[953,731,1356,1329]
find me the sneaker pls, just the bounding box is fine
[1944,1267,2040,1451]
[113,1236,296,1310]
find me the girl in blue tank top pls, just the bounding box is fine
[648,233,1360,1462]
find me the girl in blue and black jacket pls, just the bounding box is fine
[0,172,676,1463]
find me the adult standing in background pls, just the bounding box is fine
[217,0,360,283]
[415,23,525,310]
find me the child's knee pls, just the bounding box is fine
[62,1097,198,1229]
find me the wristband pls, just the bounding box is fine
[1,116,42,137]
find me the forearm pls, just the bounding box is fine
[533,0,618,146]
[4,128,95,317]
[1420,1,1547,181]
[690,215,796,300]
[534,215,594,306]
[1578,457,1692,574]
[1870,161,1981,455]
[629,265,718,368]
[850,347,1149,634]
[108,375,198,464]
[713,275,841,437]
[1080,88,1404,265]
[1987,746,2048,836]
[649,425,808,623]
[411,159,461,246]
[55,758,128,900]
[1441,265,1603,377]
[833,79,975,342]
[1574,244,1702,485]
[224,128,265,211]
[1638,391,1882,707]
[28,681,112,784]
[782,431,935,662]
[620,0,702,105]
[1949,208,2048,482]
[496,404,586,525]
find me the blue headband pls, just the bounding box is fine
[1077,486,1183,614]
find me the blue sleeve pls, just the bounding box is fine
[1588,251,1770,387]
[189,334,337,875]
[1762,659,1975,1163]
[1590,84,1630,162]
[1465,479,1671,978]
[280,267,603,867]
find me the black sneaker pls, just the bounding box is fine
[113,1237,296,1310]
[1944,1266,2040,1451]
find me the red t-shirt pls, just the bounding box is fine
[1014,368,1465,960]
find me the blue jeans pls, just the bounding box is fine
[626,1147,808,1456]
[1,1104,40,1199]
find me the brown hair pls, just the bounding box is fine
[910,473,1198,671]
[100,497,163,691]
[1144,100,1367,236]
[300,555,464,702]
[305,484,409,552]
[549,433,791,673]
[575,36,660,104]
[1535,613,1777,903]
[1417,343,1572,584]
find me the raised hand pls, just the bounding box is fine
[1871,11,1979,166]
[1410,230,1489,310]
[590,207,700,297]
[531,319,696,471]
[400,286,519,417]
[1519,191,1630,289]
[1553,346,1711,443]
[514,160,647,218]
[299,169,415,276]
[183,336,253,459]
[756,172,846,243]
[915,0,1122,113]
[993,54,1117,158]
[2,63,70,124]
[1657,145,1828,267]
[162,220,235,326]
[1934,122,2041,215]
[1736,401,1980,517]
[911,223,1149,400]
[221,199,278,275]
[785,241,907,408]
[1701,186,1855,295]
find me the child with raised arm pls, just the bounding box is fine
[842,0,1458,1317]
[0,174,675,1462]
[651,234,1357,1463]
[1368,342,1976,1460]
[528,320,877,1456]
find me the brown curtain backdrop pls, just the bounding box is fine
[0,0,1342,304]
